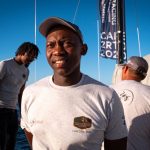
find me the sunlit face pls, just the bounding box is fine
[46,27,83,77]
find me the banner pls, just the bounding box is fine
[99,0,127,63]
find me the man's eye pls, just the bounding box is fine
[47,43,55,48]
[64,41,74,47]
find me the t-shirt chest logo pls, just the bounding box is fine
[22,74,26,78]
[73,116,92,129]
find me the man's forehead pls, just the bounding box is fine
[46,25,83,44]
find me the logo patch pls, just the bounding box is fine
[73,116,92,129]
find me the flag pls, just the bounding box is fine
[99,0,127,63]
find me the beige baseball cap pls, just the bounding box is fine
[39,17,83,42]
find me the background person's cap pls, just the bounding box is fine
[126,56,148,77]
[39,17,83,42]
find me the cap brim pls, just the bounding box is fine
[39,17,77,37]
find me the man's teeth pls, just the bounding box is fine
[56,60,64,64]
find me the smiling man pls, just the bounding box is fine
[21,17,127,150]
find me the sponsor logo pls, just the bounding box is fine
[73,116,92,129]
[119,89,134,104]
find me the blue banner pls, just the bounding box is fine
[99,0,127,63]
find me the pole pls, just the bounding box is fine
[117,0,126,64]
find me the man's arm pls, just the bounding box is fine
[104,137,127,150]
[18,84,25,109]
[24,129,33,148]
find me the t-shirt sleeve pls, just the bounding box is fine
[26,69,29,82]
[0,61,6,80]
[20,87,31,132]
[104,91,127,140]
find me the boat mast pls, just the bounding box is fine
[117,0,127,64]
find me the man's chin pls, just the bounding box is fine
[54,68,69,76]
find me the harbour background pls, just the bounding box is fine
[1,0,150,87]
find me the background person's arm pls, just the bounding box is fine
[104,137,127,150]
[24,129,33,148]
[18,84,25,110]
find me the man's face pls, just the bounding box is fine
[21,51,36,65]
[46,27,83,77]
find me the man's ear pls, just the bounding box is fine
[81,44,88,55]
[124,66,128,73]
[122,66,128,80]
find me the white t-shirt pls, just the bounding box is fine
[111,80,150,150]
[0,58,29,109]
[21,74,127,150]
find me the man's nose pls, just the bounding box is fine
[53,44,65,55]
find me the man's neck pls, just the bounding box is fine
[52,73,82,86]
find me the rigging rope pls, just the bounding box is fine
[34,0,37,45]
[34,0,37,81]
[73,0,80,23]
[97,20,101,81]
[134,0,142,56]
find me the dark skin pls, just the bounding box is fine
[46,27,87,86]
[24,129,33,147]
[104,138,127,150]
[18,84,25,109]
[25,26,127,149]
[14,50,36,65]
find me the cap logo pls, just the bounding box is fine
[73,116,92,129]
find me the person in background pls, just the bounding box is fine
[0,42,39,150]
[111,56,150,150]
[21,17,127,150]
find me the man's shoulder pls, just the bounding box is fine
[112,80,150,90]
[0,58,13,65]
[111,80,131,88]
[83,74,107,86]
[83,74,115,96]
[25,76,51,91]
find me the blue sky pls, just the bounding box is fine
[0,0,150,85]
